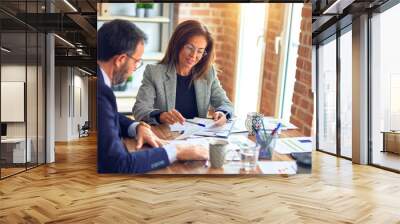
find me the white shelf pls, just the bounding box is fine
[116,97,136,114]
[114,91,137,98]
[143,52,164,61]
[98,15,170,23]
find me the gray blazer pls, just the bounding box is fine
[133,63,234,124]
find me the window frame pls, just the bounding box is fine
[368,0,400,173]
[315,24,352,161]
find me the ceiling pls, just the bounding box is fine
[312,0,391,44]
[0,0,97,74]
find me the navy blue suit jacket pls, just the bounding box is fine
[97,67,170,173]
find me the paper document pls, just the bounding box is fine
[225,135,256,161]
[273,137,313,154]
[167,137,211,149]
[228,134,255,148]
[174,125,203,140]
[169,117,216,133]
[263,117,297,130]
[191,118,235,138]
[169,123,185,132]
[167,135,254,162]
[230,118,248,133]
[258,161,297,174]
[170,120,205,140]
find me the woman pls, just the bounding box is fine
[133,20,233,126]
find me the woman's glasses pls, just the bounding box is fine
[183,44,207,59]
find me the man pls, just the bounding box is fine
[97,19,208,173]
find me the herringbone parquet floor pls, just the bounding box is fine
[1,134,400,223]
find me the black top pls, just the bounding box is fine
[175,73,198,119]
[150,73,199,123]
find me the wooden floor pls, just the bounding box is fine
[372,150,400,171]
[1,134,400,223]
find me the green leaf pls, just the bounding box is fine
[136,3,145,8]
[143,3,154,9]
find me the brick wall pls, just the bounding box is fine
[173,3,240,102]
[259,4,287,116]
[290,3,313,136]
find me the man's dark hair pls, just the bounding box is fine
[97,19,147,61]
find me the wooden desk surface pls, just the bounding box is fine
[124,124,309,175]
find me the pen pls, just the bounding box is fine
[260,117,268,139]
[271,122,281,136]
[185,120,206,127]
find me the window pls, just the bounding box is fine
[0,0,46,179]
[278,3,303,122]
[370,3,400,171]
[234,3,267,118]
[339,28,352,158]
[317,36,337,155]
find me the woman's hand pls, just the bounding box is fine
[160,109,185,125]
[212,111,227,126]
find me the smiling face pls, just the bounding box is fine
[178,35,207,73]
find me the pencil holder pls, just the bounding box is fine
[256,130,278,160]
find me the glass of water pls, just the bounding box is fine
[240,144,260,171]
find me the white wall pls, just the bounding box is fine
[1,65,29,138]
[55,66,69,141]
[1,64,46,164]
[46,33,55,163]
[54,67,89,141]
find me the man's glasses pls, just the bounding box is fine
[183,44,207,59]
[126,54,143,71]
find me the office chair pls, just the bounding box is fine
[78,121,90,138]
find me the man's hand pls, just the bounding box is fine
[212,111,227,126]
[160,109,185,125]
[176,144,209,161]
[136,124,168,149]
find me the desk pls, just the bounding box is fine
[123,124,311,175]
[381,131,400,154]
[1,138,31,163]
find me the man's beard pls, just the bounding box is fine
[112,61,130,86]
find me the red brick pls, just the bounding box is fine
[190,9,210,16]
[296,58,303,68]
[174,3,239,101]
[301,7,311,18]
[303,126,311,136]
[289,3,313,136]
[303,60,312,72]
[291,106,297,116]
[290,117,302,128]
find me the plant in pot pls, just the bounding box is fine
[136,3,145,18]
[143,3,154,17]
